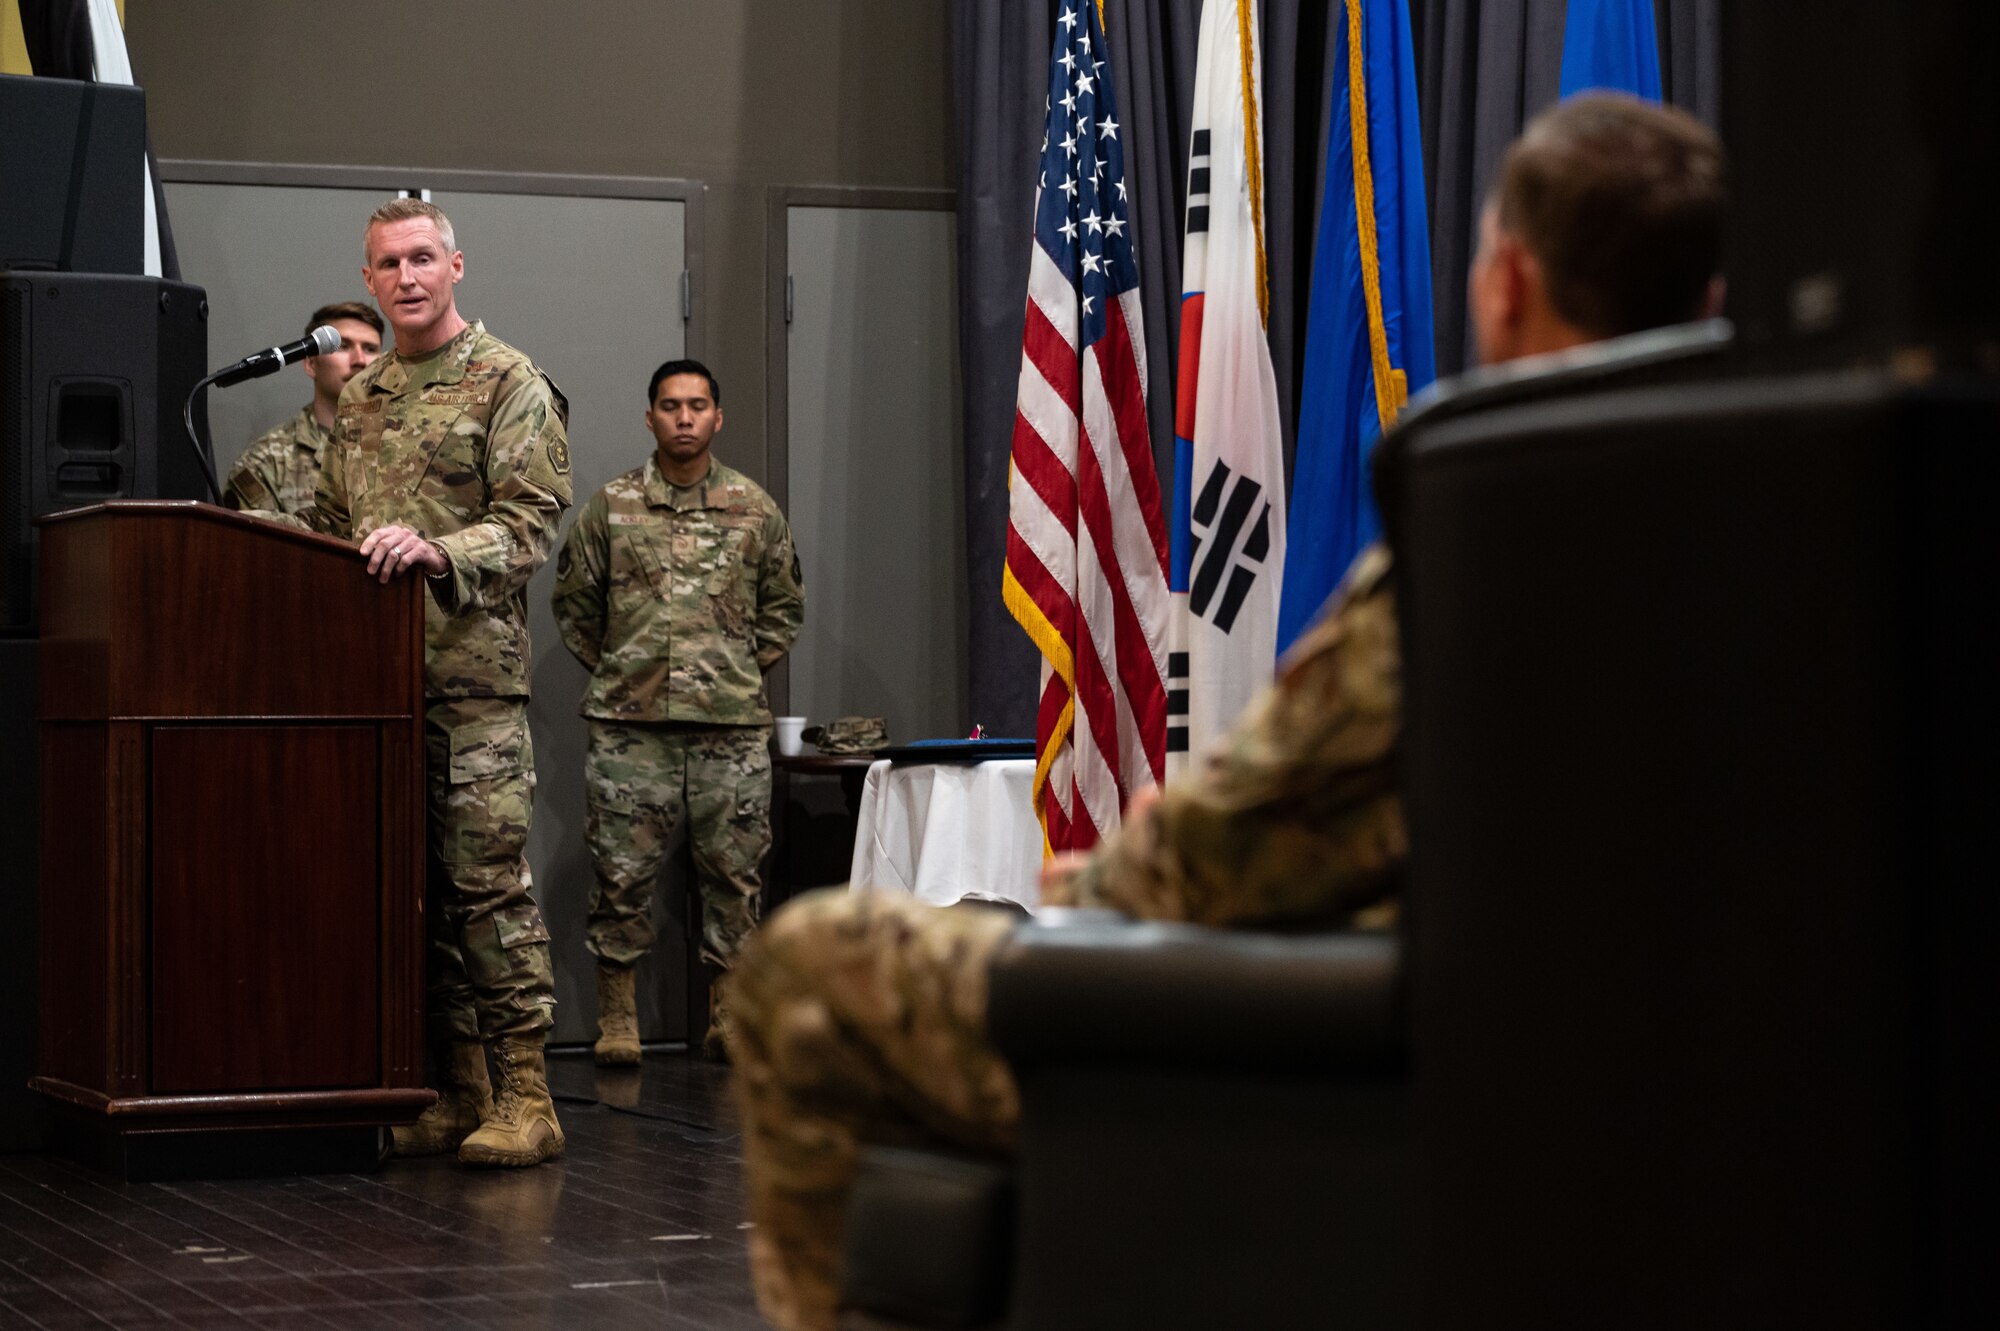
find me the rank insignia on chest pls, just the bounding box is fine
[549,439,571,473]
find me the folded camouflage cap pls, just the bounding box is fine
[803,716,888,753]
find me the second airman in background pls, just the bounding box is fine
[222,300,382,514]
[552,358,806,1064]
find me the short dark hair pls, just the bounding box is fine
[648,359,721,406]
[307,300,384,340]
[1493,93,1726,337]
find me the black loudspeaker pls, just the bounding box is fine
[0,73,147,276]
[1721,1,2000,365]
[0,271,210,633]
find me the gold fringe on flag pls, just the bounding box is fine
[1344,0,1410,431]
[1235,0,1271,328]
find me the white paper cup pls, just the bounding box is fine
[775,716,807,756]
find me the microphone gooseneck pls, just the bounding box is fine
[181,325,345,503]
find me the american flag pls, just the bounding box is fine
[1002,1,1171,854]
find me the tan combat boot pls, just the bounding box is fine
[702,979,731,1063]
[391,1041,493,1157]
[593,963,642,1066]
[458,1034,565,1167]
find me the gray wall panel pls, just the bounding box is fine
[786,204,965,743]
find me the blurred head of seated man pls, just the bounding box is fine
[720,91,1726,1331]
[1469,91,1726,365]
[220,300,382,514]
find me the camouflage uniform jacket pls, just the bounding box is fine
[223,405,329,515]
[304,320,572,699]
[551,455,804,726]
[1046,543,1405,926]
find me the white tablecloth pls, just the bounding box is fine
[848,758,1041,909]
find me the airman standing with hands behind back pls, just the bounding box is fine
[552,359,805,1065]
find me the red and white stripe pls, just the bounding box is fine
[1007,236,1171,852]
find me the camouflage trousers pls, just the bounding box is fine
[725,889,1020,1331]
[584,720,772,969]
[425,696,556,1042]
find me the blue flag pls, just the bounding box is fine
[1560,0,1663,100]
[1277,0,1434,653]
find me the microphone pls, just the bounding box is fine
[209,324,343,388]
[180,324,344,503]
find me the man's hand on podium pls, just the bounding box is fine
[359,523,449,583]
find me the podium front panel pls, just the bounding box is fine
[149,725,382,1094]
[36,723,119,1094]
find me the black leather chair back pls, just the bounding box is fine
[1383,358,1998,1329]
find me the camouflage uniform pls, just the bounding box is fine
[303,319,572,1042]
[726,546,1403,1331]
[223,405,329,515]
[551,455,805,969]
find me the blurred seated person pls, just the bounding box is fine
[724,92,1727,1331]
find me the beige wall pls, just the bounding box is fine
[125,0,954,487]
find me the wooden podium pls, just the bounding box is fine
[30,501,433,1171]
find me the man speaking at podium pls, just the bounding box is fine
[261,197,573,1168]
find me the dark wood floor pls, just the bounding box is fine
[0,1052,772,1329]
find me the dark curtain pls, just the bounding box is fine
[950,0,1050,738]
[1258,0,1341,494]
[1656,0,1722,125]
[954,0,1718,727]
[1413,0,1568,374]
[16,0,95,77]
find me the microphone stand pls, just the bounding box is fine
[181,329,339,504]
[180,371,226,504]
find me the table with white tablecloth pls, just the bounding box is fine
[848,758,1042,909]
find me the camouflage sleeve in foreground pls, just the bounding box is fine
[221,436,285,514]
[550,491,611,672]
[754,505,805,670]
[300,417,356,539]
[223,409,327,516]
[234,449,341,535]
[1045,544,1405,927]
[427,368,573,616]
